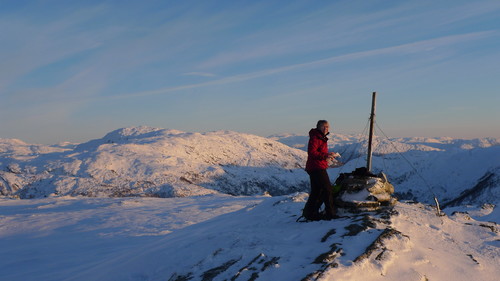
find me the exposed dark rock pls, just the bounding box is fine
[201,258,240,281]
[353,228,408,263]
[321,229,337,242]
[168,272,193,281]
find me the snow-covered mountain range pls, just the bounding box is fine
[0,127,307,199]
[1,126,498,207]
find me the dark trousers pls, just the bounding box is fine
[303,169,336,220]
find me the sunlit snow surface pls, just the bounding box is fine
[0,194,498,281]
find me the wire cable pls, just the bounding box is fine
[374,121,444,216]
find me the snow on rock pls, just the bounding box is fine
[319,202,500,281]
[0,127,308,198]
[90,198,498,281]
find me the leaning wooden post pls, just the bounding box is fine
[367,92,377,172]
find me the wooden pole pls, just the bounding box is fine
[367,92,377,172]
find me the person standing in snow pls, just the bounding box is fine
[302,120,340,221]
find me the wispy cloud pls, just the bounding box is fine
[182,72,217,77]
[0,2,218,99]
[197,0,500,71]
[106,31,497,100]
[2,1,499,143]
[0,5,107,94]
[433,0,500,26]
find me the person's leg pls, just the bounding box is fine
[317,169,336,219]
[302,171,322,220]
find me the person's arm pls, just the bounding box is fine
[308,137,329,160]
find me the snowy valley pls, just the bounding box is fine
[0,126,499,281]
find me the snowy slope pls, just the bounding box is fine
[0,127,308,198]
[0,195,498,281]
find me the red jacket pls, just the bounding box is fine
[305,128,329,171]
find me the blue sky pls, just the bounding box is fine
[1,0,499,144]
